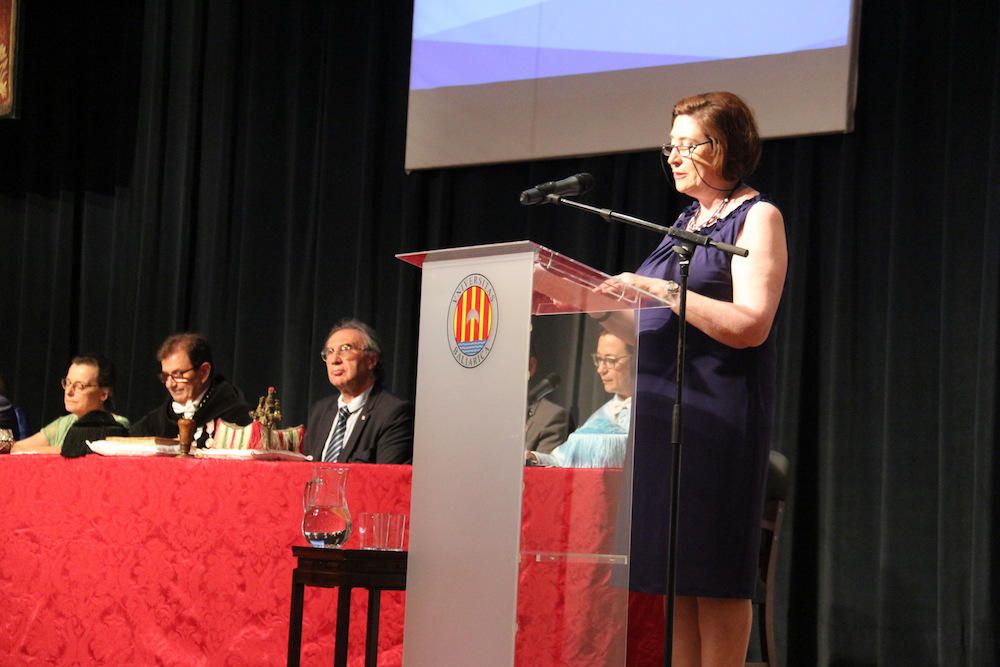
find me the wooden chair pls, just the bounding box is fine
[746,450,789,667]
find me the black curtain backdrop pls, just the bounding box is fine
[2,1,999,664]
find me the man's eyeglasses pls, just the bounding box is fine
[591,354,631,369]
[61,378,99,392]
[321,343,369,362]
[159,367,197,384]
[661,139,713,158]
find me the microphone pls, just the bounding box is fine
[519,173,594,206]
[527,372,561,404]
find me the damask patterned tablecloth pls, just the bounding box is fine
[0,456,661,666]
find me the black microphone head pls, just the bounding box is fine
[520,173,596,205]
[573,173,595,195]
[541,372,561,390]
[519,189,541,205]
[528,371,562,403]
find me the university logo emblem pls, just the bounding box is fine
[448,274,497,368]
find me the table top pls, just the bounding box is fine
[292,546,408,591]
[292,546,408,564]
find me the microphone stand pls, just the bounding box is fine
[545,194,748,258]
[546,194,747,667]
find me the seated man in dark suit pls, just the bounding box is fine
[524,345,571,455]
[302,319,413,464]
[130,332,252,447]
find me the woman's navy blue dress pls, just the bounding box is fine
[629,195,777,598]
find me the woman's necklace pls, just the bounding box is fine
[686,183,743,233]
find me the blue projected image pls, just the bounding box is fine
[411,0,852,90]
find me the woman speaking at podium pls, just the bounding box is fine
[602,91,787,666]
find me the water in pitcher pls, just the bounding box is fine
[302,505,352,547]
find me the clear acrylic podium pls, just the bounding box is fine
[397,241,668,666]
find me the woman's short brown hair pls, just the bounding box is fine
[71,354,117,391]
[672,92,761,182]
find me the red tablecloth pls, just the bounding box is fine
[0,455,662,666]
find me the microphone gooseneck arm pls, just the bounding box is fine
[547,194,749,258]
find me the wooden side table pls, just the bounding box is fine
[287,546,408,667]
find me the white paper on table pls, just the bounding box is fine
[88,440,181,457]
[193,448,311,462]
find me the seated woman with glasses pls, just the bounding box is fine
[13,355,129,454]
[526,331,633,468]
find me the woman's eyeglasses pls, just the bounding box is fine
[591,354,631,368]
[61,378,99,392]
[661,139,713,158]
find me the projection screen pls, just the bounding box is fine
[405,0,861,170]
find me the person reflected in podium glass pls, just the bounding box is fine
[13,355,130,453]
[302,319,413,464]
[526,332,632,468]
[0,374,18,439]
[129,333,252,447]
[524,342,571,455]
[598,91,787,666]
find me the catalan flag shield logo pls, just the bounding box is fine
[448,274,498,368]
